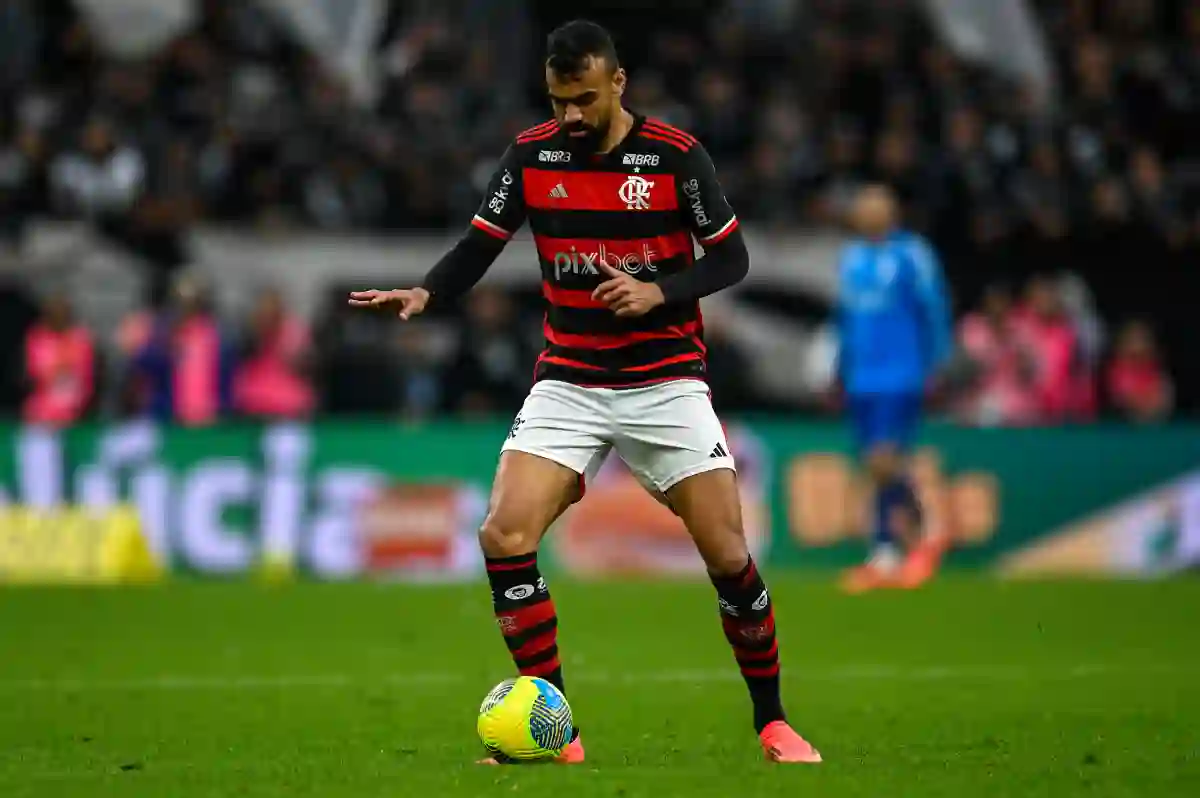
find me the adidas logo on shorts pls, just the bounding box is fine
[709,442,729,459]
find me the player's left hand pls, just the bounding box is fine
[592,261,665,318]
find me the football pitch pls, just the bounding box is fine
[1,577,1196,797]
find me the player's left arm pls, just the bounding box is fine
[908,236,953,374]
[656,142,749,304]
[831,244,858,390]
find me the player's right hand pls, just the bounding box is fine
[347,288,429,320]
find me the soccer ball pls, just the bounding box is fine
[477,676,574,760]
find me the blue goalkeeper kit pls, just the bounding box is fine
[835,229,951,451]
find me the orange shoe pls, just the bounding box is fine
[477,735,585,765]
[897,539,944,589]
[839,563,892,594]
[555,735,586,764]
[759,721,822,763]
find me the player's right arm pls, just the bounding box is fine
[831,243,860,390]
[348,145,527,319]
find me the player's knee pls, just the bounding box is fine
[478,510,539,558]
[866,446,902,482]
[668,469,747,572]
[705,544,752,578]
[695,514,751,576]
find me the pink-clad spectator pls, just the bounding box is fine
[1106,320,1173,422]
[954,284,1040,425]
[23,294,94,426]
[233,290,314,419]
[1012,277,1089,423]
[128,277,236,426]
[116,309,154,356]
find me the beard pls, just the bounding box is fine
[564,116,611,153]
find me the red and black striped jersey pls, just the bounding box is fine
[469,113,740,388]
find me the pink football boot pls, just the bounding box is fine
[759,721,823,764]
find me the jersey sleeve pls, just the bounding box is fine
[907,236,953,372]
[833,245,857,383]
[676,142,739,247]
[469,144,526,242]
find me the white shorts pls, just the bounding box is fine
[501,379,735,493]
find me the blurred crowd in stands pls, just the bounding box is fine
[0,0,1194,422]
[10,277,544,426]
[947,275,1172,425]
[6,267,1175,427]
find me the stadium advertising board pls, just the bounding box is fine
[755,421,1200,571]
[997,469,1200,577]
[1,421,1197,581]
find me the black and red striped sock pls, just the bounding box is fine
[485,552,565,695]
[711,558,785,733]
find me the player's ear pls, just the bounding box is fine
[613,67,627,98]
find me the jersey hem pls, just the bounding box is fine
[533,374,708,391]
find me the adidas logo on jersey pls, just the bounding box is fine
[548,183,569,199]
[710,442,729,459]
[623,153,660,167]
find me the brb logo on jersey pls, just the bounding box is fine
[623,153,659,167]
[539,150,571,163]
[553,243,660,280]
[619,175,655,210]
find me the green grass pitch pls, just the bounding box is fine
[1,577,1197,797]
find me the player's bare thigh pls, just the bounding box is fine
[479,450,583,557]
[610,380,744,572]
[666,468,749,576]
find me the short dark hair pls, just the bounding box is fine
[546,20,619,78]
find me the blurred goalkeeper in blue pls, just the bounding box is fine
[834,185,952,592]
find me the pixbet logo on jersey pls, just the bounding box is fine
[553,242,660,279]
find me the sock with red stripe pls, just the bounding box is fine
[485,553,565,695]
[710,558,785,733]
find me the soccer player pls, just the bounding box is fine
[834,185,952,592]
[349,20,820,764]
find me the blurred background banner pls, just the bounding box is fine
[770,423,1200,571]
[921,0,1056,107]
[998,468,1200,578]
[3,421,1198,582]
[74,0,196,58]
[257,0,387,106]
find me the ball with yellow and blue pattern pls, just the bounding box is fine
[477,676,574,761]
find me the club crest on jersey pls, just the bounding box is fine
[619,175,655,210]
[539,150,571,163]
[623,153,659,167]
